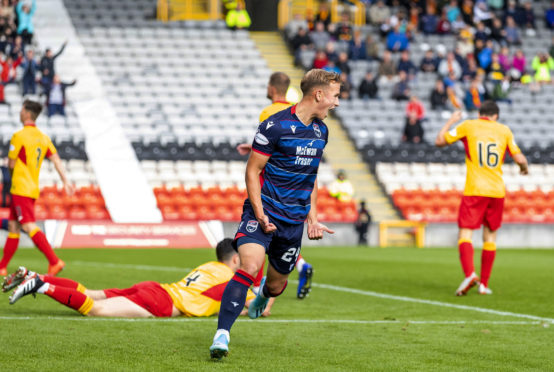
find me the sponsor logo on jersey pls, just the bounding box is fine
[254,132,269,146]
[246,220,258,233]
[290,125,297,134]
[266,121,274,129]
[9,144,14,152]
[313,123,321,137]
[449,127,457,137]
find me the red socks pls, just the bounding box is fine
[253,261,265,287]
[30,228,59,266]
[458,239,474,277]
[480,242,497,287]
[40,275,86,293]
[45,285,93,315]
[0,233,20,269]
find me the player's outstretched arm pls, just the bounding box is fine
[246,151,276,233]
[307,179,335,240]
[435,110,462,147]
[513,153,529,175]
[50,153,74,195]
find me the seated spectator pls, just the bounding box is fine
[291,27,312,52]
[436,10,452,35]
[336,13,353,43]
[348,31,366,61]
[451,14,467,33]
[444,71,463,109]
[386,25,409,52]
[498,46,511,72]
[325,41,338,63]
[438,51,462,79]
[490,17,506,46]
[532,53,554,84]
[408,7,420,33]
[420,5,439,35]
[461,55,479,82]
[488,53,504,82]
[474,22,490,43]
[391,70,411,101]
[44,74,77,121]
[313,50,328,69]
[461,0,474,26]
[492,75,512,104]
[365,35,380,61]
[397,50,416,79]
[464,79,484,111]
[456,26,474,57]
[512,49,526,76]
[445,0,461,24]
[339,72,351,100]
[0,0,14,22]
[402,112,424,144]
[504,16,521,46]
[487,0,504,11]
[419,49,438,73]
[504,0,518,25]
[329,170,354,202]
[405,95,425,121]
[315,2,331,29]
[377,50,397,84]
[520,1,536,32]
[430,79,448,111]
[323,60,341,74]
[358,71,378,99]
[225,2,251,30]
[310,21,330,51]
[547,1,554,30]
[369,0,390,28]
[336,52,350,75]
[474,1,493,26]
[285,13,308,41]
[16,0,36,45]
[477,40,494,70]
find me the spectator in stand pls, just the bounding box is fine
[520,1,535,34]
[312,50,328,69]
[391,70,410,101]
[490,17,506,46]
[420,49,438,73]
[420,5,439,35]
[336,52,350,75]
[461,56,479,82]
[487,0,504,11]
[402,112,424,144]
[336,13,353,44]
[446,0,461,23]
[0,51,21,107]
[369,0,391,28]
[325,41,338,63]
[436,9,452,35]
[354,201,371,246]
[477,40,494,70]
[20,48,39,96]
[488,53,504,82]
[291,27,312,66]
[464,78,485,111]
[498,46,511,72]
[285,13,308,41]
[511,49,526,77]
[532,52,554,84]
[430,79,448,111]
[397,50,416,80]
[473,0,493,27]
[323,60,341,74]
[546,1,554,30]
[451,14,467,33]
[365,34,380,61]
[461,0,475,26]
[444,70,463,109]
[39,41,67,88]
[16,0,36,45]
[348,31,366,61]
[438,51,462,80]
[315,2,331,29]
[406,95,425,121]
[358,71,378,100]
[457,27,474,57]
[378,50,397,84]
[474,22,490,44]
[0,0,14,22]
[407,7,420,34]
[492,74,512,104]
[329,170,354,203]
[43,75,76,121]
[504,16,521,46]
[310,21,330,51]
[339,72,351,100]
[9,35,24,60]
[386,25,409,52]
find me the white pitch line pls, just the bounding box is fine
[46,260,554,324]
[0,316,549,326]
[313,283,554,323]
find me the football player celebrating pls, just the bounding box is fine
[435,101,528,296]
[210,69,340,360]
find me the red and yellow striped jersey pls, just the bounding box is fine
[161,261,255,317]
[259,101,291,122]
[444,118,521,198]
[8,124,57,199]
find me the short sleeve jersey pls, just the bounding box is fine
[160,261,254,317]
[259,101,292,122]
[251,104,329,224]
[8,124,57,199]
[444,118,521,198]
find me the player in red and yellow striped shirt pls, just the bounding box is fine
[0,100,73,276]
[436,101,528,296]
[5,239,257,318]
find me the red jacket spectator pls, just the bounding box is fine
[406,95,425,120]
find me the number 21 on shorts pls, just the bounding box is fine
[281,247,300,272]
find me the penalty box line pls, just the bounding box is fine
[48,260,554,324]
[0,316,550,326]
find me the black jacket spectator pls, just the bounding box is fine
[403,114,424,143]
[40,41,66,84]
[420,51,438,73]
[430,80,448,110]
[291,28,312,51]
[358,72,378,99]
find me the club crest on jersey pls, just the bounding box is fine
[313,123,321,138]
[246,220,258,233]
[290,124,297,134]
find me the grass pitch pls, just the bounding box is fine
[0,246,552,371]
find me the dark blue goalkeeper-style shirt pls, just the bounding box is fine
[248,104,329,224]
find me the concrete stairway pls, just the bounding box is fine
[249,31,398,222]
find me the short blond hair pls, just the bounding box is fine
[300,69,341,95]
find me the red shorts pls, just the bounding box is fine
[104,281,174,317]
[458,195,504,231]
[9,194,36,224]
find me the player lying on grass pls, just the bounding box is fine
[3,239,274,317]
